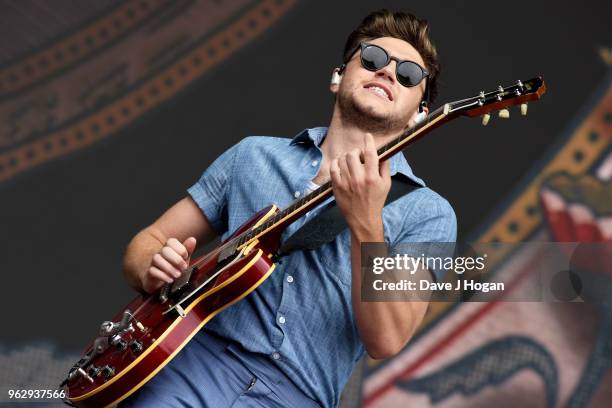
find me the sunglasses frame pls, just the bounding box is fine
[338,42,431,111]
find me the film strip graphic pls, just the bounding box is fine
[0,0,296,184]
[0,0,173,99]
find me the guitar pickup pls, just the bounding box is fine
[217,243,237,262]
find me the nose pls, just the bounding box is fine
[374,60,396,84]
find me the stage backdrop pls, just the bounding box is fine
[0,1,610,407]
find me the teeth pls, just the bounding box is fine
[368,86,389,100]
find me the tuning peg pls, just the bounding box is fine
[520,103,528,116]
[482,113,491,126]
[498,109,510,119]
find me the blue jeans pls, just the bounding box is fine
[120,329,321,407]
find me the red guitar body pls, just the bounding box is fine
[66,205,280,407]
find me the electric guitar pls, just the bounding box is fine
[62,77,546,407]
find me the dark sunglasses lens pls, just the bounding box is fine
[397,61,424,86]
[361,45,388,71]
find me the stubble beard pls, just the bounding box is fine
[337,86,406,135]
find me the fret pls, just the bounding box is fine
[240,232,250,245]
[274,209,288,222]
[255,223,266,235]
[283,204,294,216]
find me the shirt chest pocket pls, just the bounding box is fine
[317,231,353,286]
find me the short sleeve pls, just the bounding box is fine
[187,141,241,235]
[391,190,457,282]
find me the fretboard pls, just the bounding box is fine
[233,103,452,249]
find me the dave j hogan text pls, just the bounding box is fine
[372,279,505,293]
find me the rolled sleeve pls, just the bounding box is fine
[187,141,241,235]
[391,190,458,282]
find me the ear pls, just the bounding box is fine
[407,104,429,128]
[329,67,342,94]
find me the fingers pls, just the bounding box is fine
[152,253,182,279]
[161,246,188,270]
[345,148,365,184]
[144,236,197,291]
[330,157,343,187]
[166,238,189,260]
[147,266,174,284]
[331,134,386,193]
[343,134,381,187]
[183,237,197,257]
[363,133,379,174]
[166,237,197,263]
[337,152,351,188]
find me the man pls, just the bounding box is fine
[121,9,456,408]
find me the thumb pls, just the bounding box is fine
[182,237,197,258]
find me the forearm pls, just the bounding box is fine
[350,218,423,359]
[329,134,429,358]
[122,227,167,291]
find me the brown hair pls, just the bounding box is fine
[342,9,440,103]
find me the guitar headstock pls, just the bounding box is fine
[447,77,546,125]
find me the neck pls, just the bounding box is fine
[322,108,407,163]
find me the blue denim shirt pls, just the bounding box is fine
[187,127,456,407]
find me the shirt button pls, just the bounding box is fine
[271,352,280,360]
[278,315,286,324]
[286,275,294,283]
[294,191,301,198]
[311,160,318,167]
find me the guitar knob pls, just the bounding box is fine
[87,365,101,378]
[520,103,528,116]
[101,365,116,379]
[482,113,491,126]
[99,321,115,335]
[130,340,144,354]
[111,335,128,351]
[498,108,510,119]
[116,339,128,351]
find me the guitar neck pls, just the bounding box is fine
[233,104,454,249]
[232,76,546,250]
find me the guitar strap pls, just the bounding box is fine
[278,174,422,256]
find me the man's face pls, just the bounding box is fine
[333,36,427,133]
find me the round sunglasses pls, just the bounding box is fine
[341,42,429,88]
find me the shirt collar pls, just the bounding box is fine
[290,127,327,147]
[290,127,426,187]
